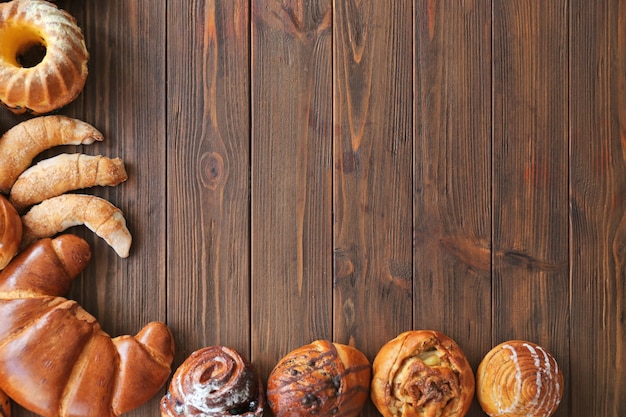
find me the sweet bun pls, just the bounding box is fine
[476,340,563,417]
[267,340,371,417]
[0,194,21,270]
[371,330,475,417]
[160,346,265,417]
[0,0,89,114]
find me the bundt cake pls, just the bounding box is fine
[0,0,89,114]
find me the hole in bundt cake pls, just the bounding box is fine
[16,42,47,68]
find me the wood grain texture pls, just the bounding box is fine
[492,1,570,416]
[333,0,413,360]
[570,0,626,415]
[251,0,333,379]
[166,0,251,362]
[413,1,492,415]
[0,0,623,416]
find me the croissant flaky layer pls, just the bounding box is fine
[0,235,174,417]
[161,346,265,417]
[267,340,371,417]
[371,330,475,417]
[476,340,563,417]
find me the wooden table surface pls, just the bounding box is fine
[1,1,624,416]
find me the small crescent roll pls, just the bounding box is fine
[21,194,132,258]
[9,153,128,212]
[0,115,104,193]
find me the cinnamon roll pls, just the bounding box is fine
[160,346,264,417]
[476,340,563,417]
[371,330,475,417]
[267,340,371,417]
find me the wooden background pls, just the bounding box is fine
[0,0,624,416]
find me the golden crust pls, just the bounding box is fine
[0,194,21,270]
[0,0,89,114]
[21,194,132,258]
[10,153,128,212]
[371,330,475,417]
[476,340,563,417]
[0,115,103,194]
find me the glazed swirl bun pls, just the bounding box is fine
[0,0,89,114]
[267,340,371,417]
[371,330,475,417]
[160,346,265,417]
[476,340,563,417]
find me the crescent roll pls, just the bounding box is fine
[0,116,103,193]
[21,194,132,258]
[9,153,128,212]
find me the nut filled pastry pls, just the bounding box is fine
[476,340,563,417]
[160,346,265,417]
[371,330,475,417]
[266,340,371,417]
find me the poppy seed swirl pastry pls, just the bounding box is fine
[160,346,265,417]
[0,0,89,114]
[267,340,371,417]
[371,330,475,417]
[476,340,563,417]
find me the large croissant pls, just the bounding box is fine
[0,234,174,417]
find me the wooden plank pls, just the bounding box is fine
[570,0,626,415]
[3,1,168,416]
[250,0,333,379]
[492,1,570,416]
[166,0,251,364]
[333,0,413,362]
[413,1,492,415]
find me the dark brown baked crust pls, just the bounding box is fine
[267,340,371,417]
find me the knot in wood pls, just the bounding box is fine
[199,152,225,191]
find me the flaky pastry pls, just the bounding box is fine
[371,330,475,417]
[0,116,103,193]
[21,194,132,258]
[10,153,128,211]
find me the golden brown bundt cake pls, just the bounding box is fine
[0,0,89,114]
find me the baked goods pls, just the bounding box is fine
[10,153,128,211]
[0,115,103,194]
[0,234,175,416]
[0,389,9,417]
[21,194,132,258]
[476,340,563,417]
[0,194,21,269]
[0,0,89,114]
[371,330,475,417]
[160,346,265,417]
[267,340,371,417]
